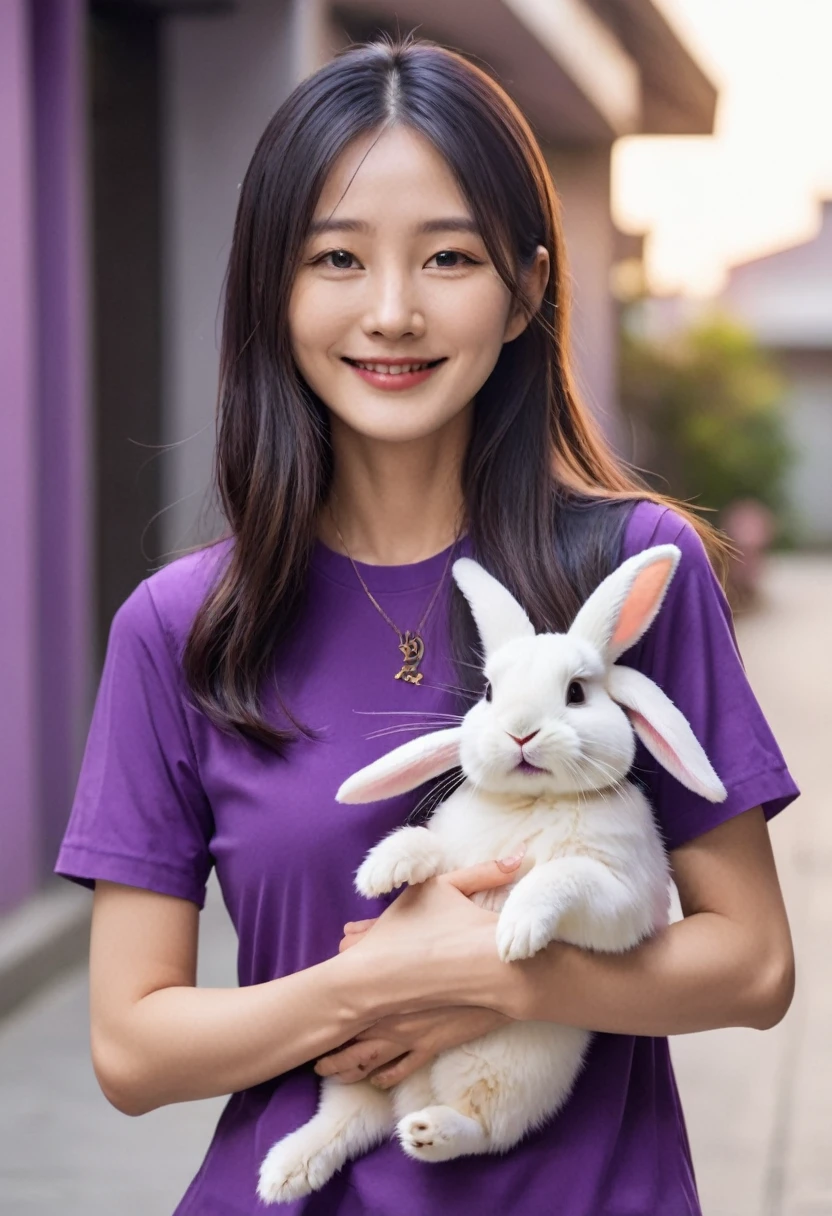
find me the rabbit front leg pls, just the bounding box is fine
[355,825,446,898]
[496,856,650,962]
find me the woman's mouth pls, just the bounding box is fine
[342,357,446,391]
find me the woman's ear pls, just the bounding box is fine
[504,245,550,343]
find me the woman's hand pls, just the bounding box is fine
[332,851,529,1025]
[314,1004,512,1088]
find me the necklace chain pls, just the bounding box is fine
[325,497,462,684]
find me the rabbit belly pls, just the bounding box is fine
[395,1020,591,1162]
[433,780,671,941]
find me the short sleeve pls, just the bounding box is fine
[618,504,800,851]
[55,581,215,907]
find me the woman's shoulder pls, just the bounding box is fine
[621,498,709,570]
[111,537,235,658]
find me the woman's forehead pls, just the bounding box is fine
[311,126,472,228]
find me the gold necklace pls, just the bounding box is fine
[326,501,461,686]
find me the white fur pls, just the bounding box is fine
[257,544,727,1202]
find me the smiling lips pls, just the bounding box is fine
[343,356,446,391]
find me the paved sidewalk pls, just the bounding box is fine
[0,552,827,1215]
[670,553,832,1216]
[0,876,238,1215]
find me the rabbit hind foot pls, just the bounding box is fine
[396,1104,489,1162]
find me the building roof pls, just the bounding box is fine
[335,0,717,143]
[721,200,832,349]
[101,0,717,143]
[584,0,717,135]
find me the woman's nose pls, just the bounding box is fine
[363,273,425,338]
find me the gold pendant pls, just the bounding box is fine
[394,631,425,685]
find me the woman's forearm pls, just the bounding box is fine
[109,950,384,1115]
[475,911,793,1036]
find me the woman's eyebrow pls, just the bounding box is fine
[307,216,481,236]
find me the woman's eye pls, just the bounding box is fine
[566,680,585,705]
[313,249,478,271]
[427,250,478,269]
[484,681,493,702]
[318,249,358,270]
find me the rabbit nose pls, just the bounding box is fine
[508,730,539,747]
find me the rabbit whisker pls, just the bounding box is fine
[418,681,478,698]
[406,769,466,824]
[352,709,465,719]
[558,754,590,805]
[566,751,625,797]
[364,724,459,740]
[427,767,466,800]
[581,750,630,786]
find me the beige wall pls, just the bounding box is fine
[546,146,624,455]
[161,0,297,554]
[778,350,832,546]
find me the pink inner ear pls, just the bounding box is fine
[352,738,461,802]
[611,559,673,650]
[628,707,702,794]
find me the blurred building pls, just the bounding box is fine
[720,199,832,548]
[1,0,715,915]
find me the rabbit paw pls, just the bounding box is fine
[495,900,553,963]
[257,1128,340,1204]
[355,830,442,898]
[396,1105,488,1162]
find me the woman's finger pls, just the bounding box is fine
[338,931,366,953]
[314,1041,381,1076]
[315,1038,400,1080]
[440,845,526,898]
[369,1050,429,1090]
[343,918,377,933]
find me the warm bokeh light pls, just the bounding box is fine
[612,0,832,297]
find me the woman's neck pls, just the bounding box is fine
[318,414,469,566]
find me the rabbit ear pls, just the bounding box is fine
[607,664,727,802]
[335,727,463,804]
[452,558,535,658]
[568,544,681,664]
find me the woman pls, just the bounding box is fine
[56,34,799,1215]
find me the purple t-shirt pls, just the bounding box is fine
[55,499,800,1215]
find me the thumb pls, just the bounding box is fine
[441,844,526,898]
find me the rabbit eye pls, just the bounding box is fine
[484,681,493,702]
[567,680,585,705]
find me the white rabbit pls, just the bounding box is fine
[257,543,727,1204]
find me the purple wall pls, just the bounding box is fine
[0,0,38,912]
[0,0,89,913]
[32,0,91,882]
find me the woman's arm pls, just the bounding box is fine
[491,807,795,1034]
[90,881,370,1116]
[89,858,520,1116]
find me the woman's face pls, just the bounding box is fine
[289,124,549,446]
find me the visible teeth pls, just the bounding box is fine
[354,361,433,374]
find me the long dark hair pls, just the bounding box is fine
[183,33,732,753]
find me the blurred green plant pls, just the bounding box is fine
[619,312,799,542]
